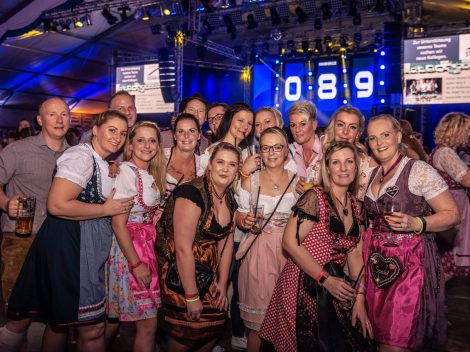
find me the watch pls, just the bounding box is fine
[315,270,329,286]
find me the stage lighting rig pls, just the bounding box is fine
[247,13,258,29]
[101,5,118,25]
[118,5,131,21]
[270,7,282,26]
[295,6,307,23]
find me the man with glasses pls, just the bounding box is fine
[207,102,228,140]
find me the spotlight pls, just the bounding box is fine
[321,3,332,20]
[101,5,117,25]
[73,17,83,28]
[247,13,257,29]
[270,28,283,41]
[43,19,53,32]
[340,35,348,48]
[222,14,237,39]
[314,18,322,30]
[295,6,307,23]
[353,13,361,25]
[301,40,309,53]
[150,24,161,35]
[61,19,71,31]
[118,6,131,21]
[142,8,150,21]
[349,0,358,16]
[314,38,323,54]
[270,7,282,26]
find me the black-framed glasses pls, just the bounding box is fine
[208,113,223,124]
[260,144,285,153]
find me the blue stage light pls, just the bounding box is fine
[343,99,347,104]
[275,86,279,91]
[308,71,313,76]
[275,73,279,77]
[380,51,385,56]
[380,98,385,103]
[379,80,384,86]
[343,83,348,88]
[275,59,280,64]
[342,68,347,73]
[308,85,313,90]
[380,64,385,70]
[275,103,280,107]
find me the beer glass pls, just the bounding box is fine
[250,204,264,234]
[303,176,315,191]
[15,196,36,237]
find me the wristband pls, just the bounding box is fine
[185,295,200,303]
[239,169,250,178]
[420,216,427,233]
[315,270,329,286]
[185,292,199,299]
[129,260,142,271]
[414,217,424,235]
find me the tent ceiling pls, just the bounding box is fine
[0,0,468,126]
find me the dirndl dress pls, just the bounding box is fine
[107,162,162,321]
[8,146,113,326]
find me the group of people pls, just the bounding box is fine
[0,90,468,352]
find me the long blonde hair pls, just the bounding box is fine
[124,121,167,193]
[434,112,470,149]
[322,105,367,154]
[320,141,360,195]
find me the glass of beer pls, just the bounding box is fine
[250,204,264,234]
[15,196,36,238]
[303,176,315,191]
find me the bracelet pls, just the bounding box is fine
[129,260,142,271]
[185,292,199,299]
[420,216,427,233]
[358,283,366,292]
[414,217,424,235]
[239,169,250,178]
[185,295,200,303]
[315,270,329,286]
[356,291,366,296]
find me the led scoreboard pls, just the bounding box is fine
[253,54,385,125]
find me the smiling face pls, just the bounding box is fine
[255,110,278,139]
[289,113,317,145]
[208,149,239,189]
[334,112,361,143]
[207,106,225,134]
[110,94,137,128]
[174,118,200,153]
[128,126,159,164]
[259,132,288,169]
[228,110,254,142]
[327,147,357,188]
[37,98,70,141]
[184,99,207,126]
[93,117,128,158]
[367,118,402,164]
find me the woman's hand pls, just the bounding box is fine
[186,298,203,321]
[242,212,256,230]
[385,212,421,233]
[241,154,261,176]
[103,189,135,216]
[214,282,228,311]
[323,276,356,302]
[295,177,305,195]
[131,263,152,289]
[352,295,374,339]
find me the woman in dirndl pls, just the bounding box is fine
[260,141,374,352]
[106,121,167,351]
[364,114,460,351]
[6,110,133,351]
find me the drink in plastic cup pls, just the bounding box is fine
[250,204,264,233]
[15,196,36,237]
[303,176,315,191]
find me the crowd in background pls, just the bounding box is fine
[0,91,468,352]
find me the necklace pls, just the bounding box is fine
[265,170,285,190]
[332,192,349,216]
[380,154,404,183]
[211,184,226,204]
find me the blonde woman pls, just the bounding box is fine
[322,106,370,200]
[429,112,470,279]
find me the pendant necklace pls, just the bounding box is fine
[266,170,284,191]
[380,154,404,183]
[332,193,349,216]
[212,185,226,204]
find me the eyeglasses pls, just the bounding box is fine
[260,144,285,153]
[208,113,223,124]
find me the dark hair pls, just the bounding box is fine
[399,119,428,161]
[208,102,229,113]
[179,93,208,112]
[95,110,128,127]
[172,113,201,132]
[215,102,255,149]
[109,90,134,108]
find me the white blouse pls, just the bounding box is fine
[432,146,468,182]
[113,162,160,205]
[366,156,448,201]
[55,143,114,197]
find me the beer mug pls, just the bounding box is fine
[15,196,36,237]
